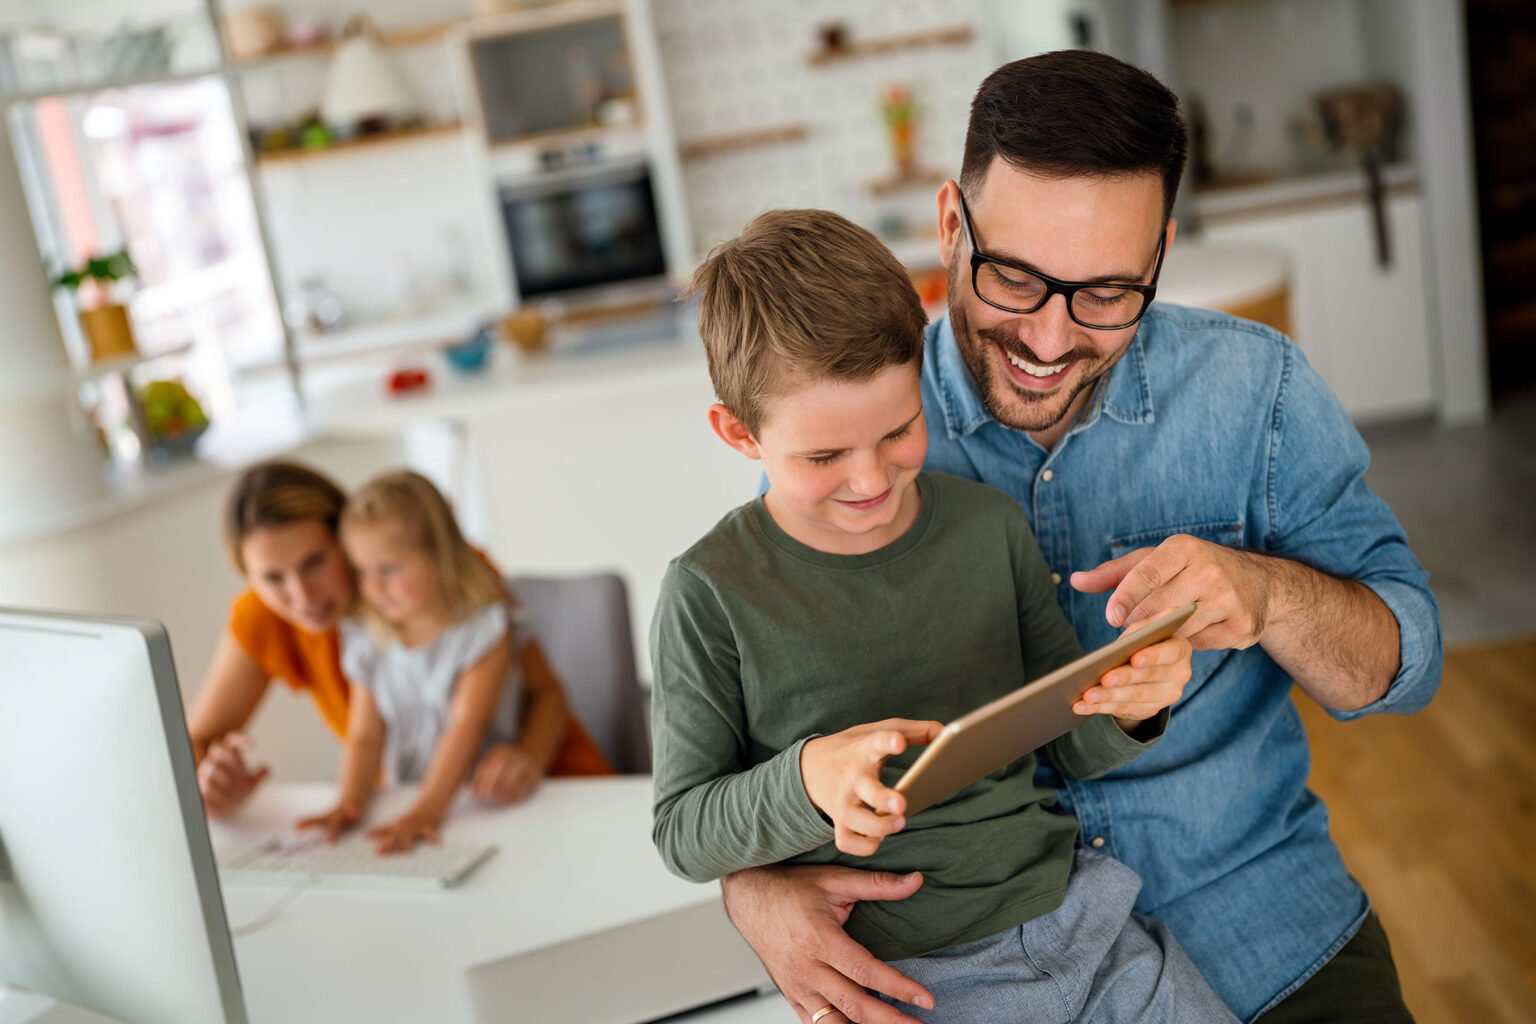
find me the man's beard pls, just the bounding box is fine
[946,257,1132,434]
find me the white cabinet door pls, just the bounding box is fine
[1202,192,1436,422]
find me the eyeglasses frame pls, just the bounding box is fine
[956,189,1167,331]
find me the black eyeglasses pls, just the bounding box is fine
[957,191,1165,331]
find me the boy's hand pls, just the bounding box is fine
[801,719,944,857]
[366,805,443,855]
[295,801,362,843]
[1072,623,1194,730]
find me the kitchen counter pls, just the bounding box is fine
[1157,237,1290,312]
[1192,162,1418,222]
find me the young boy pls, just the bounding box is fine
[651,209,1236,1023]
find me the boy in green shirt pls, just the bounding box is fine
[651,209,1234,1023]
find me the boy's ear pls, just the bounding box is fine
[708,403,762,460]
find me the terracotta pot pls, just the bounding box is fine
[78,303,137,363]
[223,6,286,61]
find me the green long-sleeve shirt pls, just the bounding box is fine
[650,471,1165,960]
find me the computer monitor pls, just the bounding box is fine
[0,608,246,1024]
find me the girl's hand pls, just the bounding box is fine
[366,806,443,855]
[800,719,944,858]
[1073,626,1195,730]
[295,801,362,843]
[471,743,541,805]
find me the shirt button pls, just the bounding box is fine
[1042,469,1054,482]
[1090,836,1106,849]
[1050,572,1062,585]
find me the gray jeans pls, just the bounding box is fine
[878,847,1237,1023]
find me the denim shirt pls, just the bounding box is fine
[921,304,1442,1021]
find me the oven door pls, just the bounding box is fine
[498,161,667,302]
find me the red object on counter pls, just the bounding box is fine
[385,366,431,395]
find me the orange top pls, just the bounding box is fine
[226,590,613,776]
[229,590,351,738]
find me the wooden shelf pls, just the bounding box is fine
[75,342,195,382]
[679,124,808,160]
[254,123,465,167]
[487,120,642,153]
[808,25,973,67]
[1,21,460,102]
[867,168,948,196]
[230,19,461,69]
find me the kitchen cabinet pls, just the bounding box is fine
[1200,189,1436,422]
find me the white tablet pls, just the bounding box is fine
[895,603,1197,815]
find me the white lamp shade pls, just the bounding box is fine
[320,33,417,126]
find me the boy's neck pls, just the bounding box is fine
[762,476,924,556]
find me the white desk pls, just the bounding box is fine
[4,778,792,1024]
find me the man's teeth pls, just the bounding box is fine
[1006,350,1066,377]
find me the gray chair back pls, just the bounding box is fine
[507,573,650,774]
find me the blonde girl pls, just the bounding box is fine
[298,470,535,853]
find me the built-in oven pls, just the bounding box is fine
[496,159,667,303]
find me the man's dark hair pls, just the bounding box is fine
[960,50,1188,219]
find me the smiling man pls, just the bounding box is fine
[717,50,1441,1024]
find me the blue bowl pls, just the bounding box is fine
[444,326,494,374]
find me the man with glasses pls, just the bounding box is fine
[718,50,1439,1024]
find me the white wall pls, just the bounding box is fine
[462,362,762,676]
[255,129,501,324]
[1169,0,1379,178]
[651,0,990,259]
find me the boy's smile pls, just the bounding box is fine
[712,363,928,556]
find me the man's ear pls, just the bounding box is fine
[708,403,762,459]
[1165,217,1178,250]
[936,179,963,270]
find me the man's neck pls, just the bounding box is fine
[1028,387,1095,452]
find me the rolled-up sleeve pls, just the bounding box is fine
[1266,346,1444,721]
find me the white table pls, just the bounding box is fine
[4,778,793,1024]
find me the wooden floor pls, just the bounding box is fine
[1296,637,1536,1024]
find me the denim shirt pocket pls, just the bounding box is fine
[1107,519,1245,559]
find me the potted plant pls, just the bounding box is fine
[139,378,210,461]
[53,249,139,363]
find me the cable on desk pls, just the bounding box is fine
[230,875,318,937]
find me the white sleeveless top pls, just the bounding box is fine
[340,602,524,783]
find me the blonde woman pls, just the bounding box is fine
[188,462,610,823]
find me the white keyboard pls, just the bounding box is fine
[220,831,497,891]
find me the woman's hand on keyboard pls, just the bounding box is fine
[366,805,443,855]
[295,802,363,843]
[470,743,541,805]
[199,733,269,818]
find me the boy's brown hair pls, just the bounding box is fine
[684,209,928,435]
